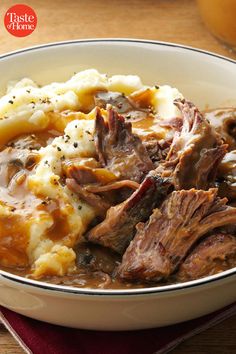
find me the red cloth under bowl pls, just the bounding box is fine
[1,303,236,354]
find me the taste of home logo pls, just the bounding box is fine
[4,4,37,37]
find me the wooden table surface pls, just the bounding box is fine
[0,0,235,353]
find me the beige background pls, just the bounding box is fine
[0,0,235,58]
[0,0,235,353]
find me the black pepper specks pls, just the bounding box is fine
[64,135,71,143]
[52,178,59,185]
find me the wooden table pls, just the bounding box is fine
[0,0,235,353]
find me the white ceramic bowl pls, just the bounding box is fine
[0,39,236,330]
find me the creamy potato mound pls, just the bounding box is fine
[0,69,182,278]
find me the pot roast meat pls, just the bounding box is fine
[94,91,150,120]
[67,164,139,191]
[176,233,236,282]
[118,188,236,282]
[94,107,154,183]
[204,108,236,150]
[66,164,116,185]
[157,99,227,190]
[158,116,183,132]
[66,178,111,217]
[87,174,171,254]
[94,91,135,114]
[94,92,169,165]
[84,180,139,193]
[66,163,140,208]
[143,138,171,166]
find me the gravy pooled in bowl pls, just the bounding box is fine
[0,69,236,289]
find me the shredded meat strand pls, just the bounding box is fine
[118,188,236,282]
[204,108,236,150]
[66,178,111,217]
[157,99,227,190]
[94,107,154,182]
[176,233,236,281]
[66,164,117,185]
[85,180,139,193]
[67,164,139,192]
[87,174,171,254]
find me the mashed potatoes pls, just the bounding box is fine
[0,69,182,278]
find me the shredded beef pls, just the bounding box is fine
[66,163,140,208]
[67,164,139,191]
[157,99,227,190]
[118,188,236,282]
[95,92,134,113]
[94,91,151,120]
[66,178,111,217]
[87,174,171,254]
[159,117,183,131]
[94,107,154,183]
[205,108,236,150]
[66,164,103,185]
[84,180,139,193]
[176,233,236,281]
[143,138,171,165]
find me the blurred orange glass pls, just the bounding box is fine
[197,0,236,50]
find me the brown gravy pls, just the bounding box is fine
[0,105,235,289]
[0,147,40,267]
[6,129,61,150]
[1,243,167,289]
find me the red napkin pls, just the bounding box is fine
[1,303,236,354]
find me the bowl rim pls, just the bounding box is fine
[0,267,235,296]
[0,37,236,65]
[0,38,235,296]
